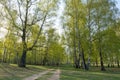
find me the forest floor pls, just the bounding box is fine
[0,64,120,80]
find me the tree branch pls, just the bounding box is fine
[17,0,24,27]
[1,2,22,31]
[27,12,48,50]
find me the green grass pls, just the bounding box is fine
[0,63,120,80]
[38,64,120,80]
[0,63,48,80]
[60,66,120,80]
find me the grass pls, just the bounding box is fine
[0,63,48,80]
[59,65,120,80]
[0,63,120,80]
[60,70,120,80]
[37,64,120,80]
[44,64,120,80]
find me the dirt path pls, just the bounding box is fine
[23,69,60,80]
[23,70,50,80]
[48,69,61,80]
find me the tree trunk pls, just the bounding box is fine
[77,32,81,68]
[87,0,92,70]
[33,50,37,65]
[73,25,78,68]
[42,57,47,66]
[117,60,119,68]
[16,52,19,65]
[75,62,80,68]
[99,49,105,71]
[19,50,27,67]
[8,53,11,63]
[95,58,98,67]
[18,0,28,67]
[81,48,88,70]
[98,24,105,71]
[2,47,7,63]
[42,46,48,66]
[108,63,110,67]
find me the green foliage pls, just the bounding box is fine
[0,0,119,71]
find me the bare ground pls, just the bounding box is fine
[23,69,60,80]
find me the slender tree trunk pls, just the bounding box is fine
[77,30,81,68]
[112,57,114,67]
[33,50,37,65]
[81,48,88,70]
[97,20,105,71]
[42,57,47,66]
[2,47,7,63]
[8,53,11,63]
[95,58,98,67]
[42,46,48,66]
[73,43,78,68]
[108,64,110,67]
[75,4,81,68]
[99,48,105,71]
[73,23,78,68]
[16,52,19,65]
[14,41,19,65]
[117,60,119,68]
[87,0,92,70]
[116,56,120,68]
